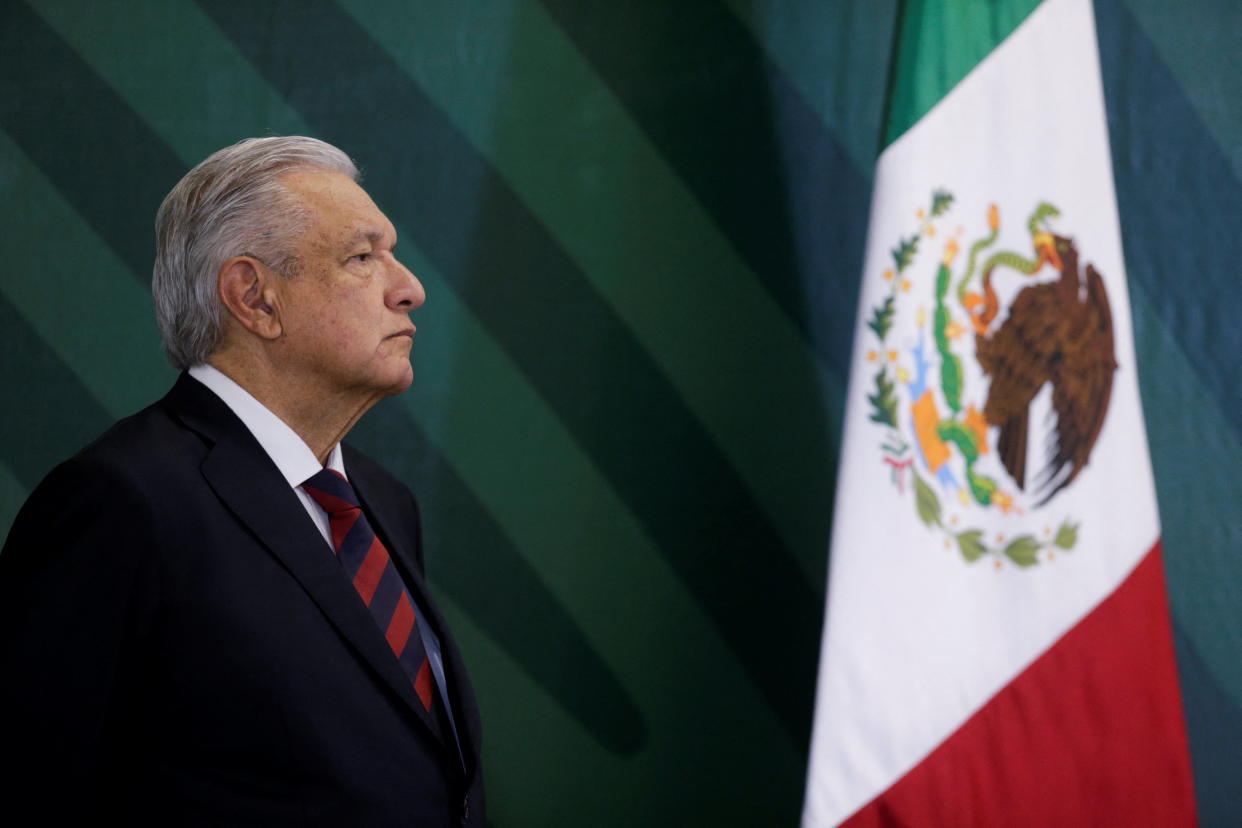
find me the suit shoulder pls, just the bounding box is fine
[8,394,209,548]
[24,401,174,498]
[75,396,203,470]
[1,408,172,583]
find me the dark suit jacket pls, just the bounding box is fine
[0,373,485,826]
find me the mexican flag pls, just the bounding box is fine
[801,0,1196,824]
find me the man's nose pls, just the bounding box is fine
[387,255,426,310]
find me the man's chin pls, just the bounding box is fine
[381,363,415,396]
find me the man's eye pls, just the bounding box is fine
[351,253,372,263]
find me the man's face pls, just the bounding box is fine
[269,169,425,402]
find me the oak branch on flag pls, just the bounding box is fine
[802,0,1196,824]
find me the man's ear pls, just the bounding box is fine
[218,256,282,340]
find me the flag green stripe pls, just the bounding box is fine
[883,0,1043,147]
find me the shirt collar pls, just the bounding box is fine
[188,364,345,486]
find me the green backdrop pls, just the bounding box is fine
[2,1,1239,824]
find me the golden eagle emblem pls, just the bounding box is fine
[864,192,1114,568]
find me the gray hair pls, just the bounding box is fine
[152,136,359,369]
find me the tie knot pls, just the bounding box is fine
[302,468,359,516]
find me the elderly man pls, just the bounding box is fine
[0,137,484,826]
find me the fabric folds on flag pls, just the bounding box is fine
[802,0,1196,824]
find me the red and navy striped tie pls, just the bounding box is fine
[302,468,437,712]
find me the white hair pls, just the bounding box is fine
[152,136,359,369]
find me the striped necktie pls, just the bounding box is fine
[302,468,437,713]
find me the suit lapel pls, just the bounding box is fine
[163,375,445,745]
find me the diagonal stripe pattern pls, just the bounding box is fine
[303,468,437,712]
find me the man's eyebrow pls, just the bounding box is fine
[342,228,387,248]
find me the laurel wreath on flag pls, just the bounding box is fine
[865,189,1079,569]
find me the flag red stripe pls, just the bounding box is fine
[843,541,1196,827]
